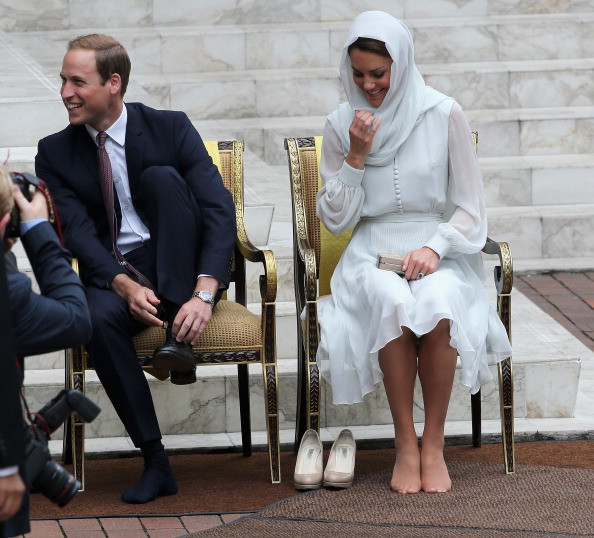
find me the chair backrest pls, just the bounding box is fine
[286,137,353,296]
[205,139,243,209]
[205,140,244,284]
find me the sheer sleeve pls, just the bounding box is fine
[316,120,365,234]
[424,102,488,259]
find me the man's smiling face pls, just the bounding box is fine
[60,48,121,132]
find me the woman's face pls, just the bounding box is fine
[349,48,392,107]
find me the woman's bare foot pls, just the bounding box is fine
[420,446,451,493]
[391,445,421,494]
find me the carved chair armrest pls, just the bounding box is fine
[298,245,318,304]
[236,234,277,304]
[482,237,513,295]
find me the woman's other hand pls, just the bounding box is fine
[345,110,381,169]
[403,247,440,281]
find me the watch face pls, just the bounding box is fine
[198,290,213,303]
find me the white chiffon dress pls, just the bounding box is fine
[316,99,512,405]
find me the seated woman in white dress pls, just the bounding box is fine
[316,11,512,494]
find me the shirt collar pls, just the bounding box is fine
[86,104,128,147]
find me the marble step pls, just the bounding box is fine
[5,11,594,79]
[487,203,594,259]
[133,59,594,121]
[481,153,594,207]
[4,0,594,34]
[193,107,594,164]
[23,287,586,443]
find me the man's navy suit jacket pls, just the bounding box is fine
[35,102,236,291]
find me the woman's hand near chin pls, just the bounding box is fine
[345,110,381,169]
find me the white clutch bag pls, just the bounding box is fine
[377,252,405,276]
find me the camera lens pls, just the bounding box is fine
[33,460,81,507]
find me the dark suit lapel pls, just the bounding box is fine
[125,103,144,188]
[75,125,101,187]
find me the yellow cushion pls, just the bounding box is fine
[315,136,352,296]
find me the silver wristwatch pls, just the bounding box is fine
[192,290,214,307]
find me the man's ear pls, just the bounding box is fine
[108,73,122,96]
[0,212,10,239]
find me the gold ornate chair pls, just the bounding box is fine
[63,140,281,488]
[284,135,514,474]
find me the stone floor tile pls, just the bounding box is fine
[29,519,62,531]
[99,529,146,538]
[145,529,187,537]
[99,516,143,530]
[60,518,102,531]
[61,529,105,538]
[28,518,64,536]
[140,516,184,529]
[181,514,223,532]
[220,513,246,523]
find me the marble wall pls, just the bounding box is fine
[2,1,593,32]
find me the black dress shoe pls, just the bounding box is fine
[170,369,197,385]
[153,336,195,373]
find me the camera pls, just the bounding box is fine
[22,389,100,507]
[5,172,40,238]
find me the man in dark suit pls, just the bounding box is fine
[1,167,92,536]
[35,34,236,504]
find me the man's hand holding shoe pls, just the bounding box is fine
[152,276,219,385]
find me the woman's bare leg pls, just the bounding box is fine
[379,327,421,493]
[417,319,457,493]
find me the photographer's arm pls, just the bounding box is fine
[6,190,92,357]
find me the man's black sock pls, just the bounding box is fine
[121,440,177,504]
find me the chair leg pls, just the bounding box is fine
[497,289,515,474]
[262,362,281,484]
[260,299,281,484]
[471,390,482,447]
[498,357,515,474]
[237,364,252,457]
[294,337,308,453]
[62,350,73,465]
[69,345,86,490]
[307,360,321,435]
[62,416,73,465]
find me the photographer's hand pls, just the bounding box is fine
[108,273,163,327]
[0,473,25,521]
[13,186,48,222]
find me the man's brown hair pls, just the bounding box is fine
[68,34,131,96]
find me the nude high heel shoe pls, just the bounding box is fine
[323,429,356,488]
[294,429,324,490]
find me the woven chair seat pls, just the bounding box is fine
[132,300,262,355]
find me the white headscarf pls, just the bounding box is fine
[329,11,449,166]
